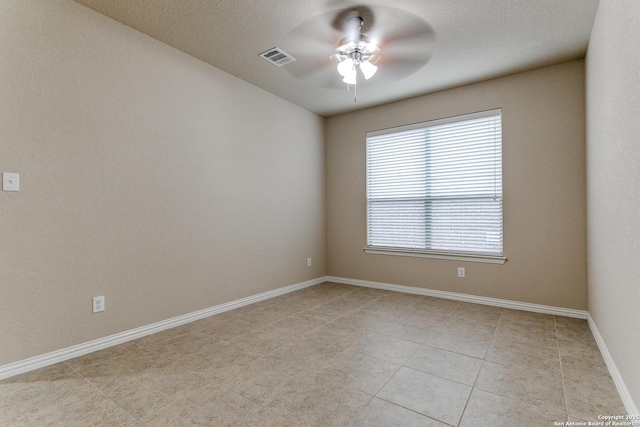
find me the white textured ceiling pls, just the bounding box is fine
[72,0,599,117]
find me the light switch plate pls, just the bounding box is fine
[3,172,19,192]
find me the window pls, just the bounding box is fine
[366,109,504,263]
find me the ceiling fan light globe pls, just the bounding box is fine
[360,60,378,79]
[342,70,357,85]
[337,58,355,77]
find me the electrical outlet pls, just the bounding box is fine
[93,296,105,313]
[2,172,19,192]
[307,258,312,267]
[457,267,465,278]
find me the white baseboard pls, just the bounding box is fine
[326,276,588,319]
[6,273,637,419]
[588,314,640,417]
[0,277,324,381]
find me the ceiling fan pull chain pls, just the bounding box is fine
[345,82,357,103]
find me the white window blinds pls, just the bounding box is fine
[366,109,503,258]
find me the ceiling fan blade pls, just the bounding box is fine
[374,13,435,82]
[283,4,437,86]
[377,13,435,45]
[286,56,333,80]
[279,33,334,79]
[282,10,343,80]
[329,53,344,65]
[380,28,435,62]
[380,40,432,68]
[375,56,433,82]
[368,54,382,65]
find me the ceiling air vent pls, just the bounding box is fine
[259,47,296,67]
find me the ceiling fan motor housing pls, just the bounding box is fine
[335,35,380,65]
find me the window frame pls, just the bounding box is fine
[364,109,506,264]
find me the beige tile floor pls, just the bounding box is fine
[1,282,627,426]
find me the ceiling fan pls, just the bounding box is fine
[283,5,435,98]
[330,11,381,86]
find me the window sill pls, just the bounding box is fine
[364,247,507,264]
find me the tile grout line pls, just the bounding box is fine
[375,298,472,427]
[300,293,385,338]
[209,379,290,425]
[342,296,455,426]
[365,301,464,427]
[554,315,571,421]
[70,337,243,427]
[212,286,389,426]
[455,310,505,427]
[68,360,148,426]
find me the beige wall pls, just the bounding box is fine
[586,0,640,410]
[0,0,325,365]
[326,60,587,309]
